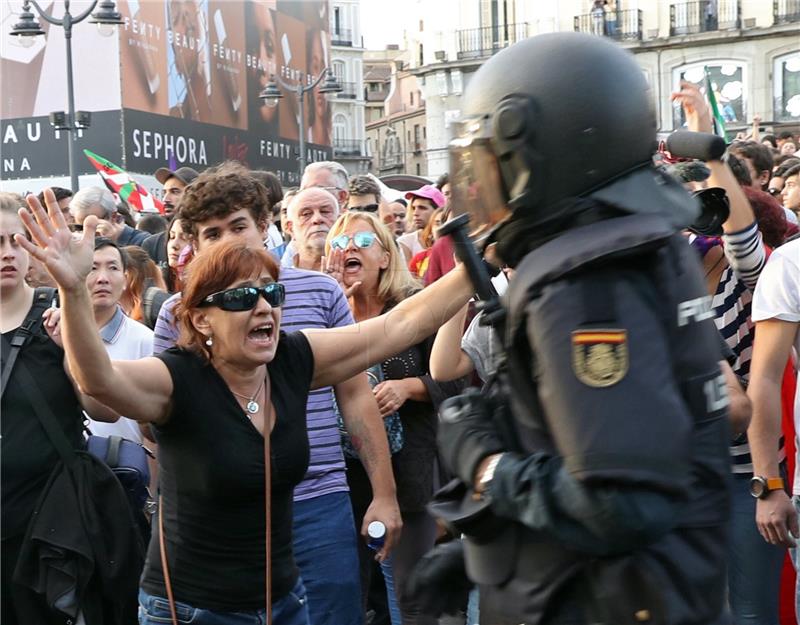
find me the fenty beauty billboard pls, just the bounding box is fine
[1,0,332,186]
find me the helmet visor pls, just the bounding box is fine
[448,117,511,244]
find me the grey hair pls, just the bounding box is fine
[70,186,116,220]
[302,161,349,191]
[287,187,340,221]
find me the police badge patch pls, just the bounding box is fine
[571,329,628,387]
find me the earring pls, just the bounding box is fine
[205,336,213,347]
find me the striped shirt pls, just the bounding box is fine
[713,222,783,474]
[151,267,354,500]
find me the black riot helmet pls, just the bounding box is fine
[450,32,698,255]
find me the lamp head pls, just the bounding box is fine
[259,77,283,108]
[10,2,45,38]
[89,0,124,26]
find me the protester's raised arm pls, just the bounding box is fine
[304,264,473,389]
[17,191,172,424]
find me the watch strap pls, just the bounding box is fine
[765,477,785,492]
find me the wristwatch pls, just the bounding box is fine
[476,454,503,495]
[749,476,786,499]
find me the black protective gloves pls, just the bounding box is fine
[406,540,473,617]
[438,390,505,487]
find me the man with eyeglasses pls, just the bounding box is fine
[346,175,381,214]
[300,161,350,211]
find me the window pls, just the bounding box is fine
[410,91,415,106]
[419,43,424,67]
[672,61,745,130]
[414,124,420,146]
[423,126,427,139]
[333,114,348,145]
[334,7,341,34]
[774,52,800,123]
[333,60,346,82]
[416,163,421,175]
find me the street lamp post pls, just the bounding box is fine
[259,68,342,177]
[9,0,123,192]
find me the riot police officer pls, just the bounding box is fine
[418,32,731,625]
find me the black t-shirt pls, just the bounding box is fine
[142,331,313,610]
[1,323,84,540]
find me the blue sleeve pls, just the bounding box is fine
[153,293,181,354]
[328,282,355,328]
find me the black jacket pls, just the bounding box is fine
[14,451,144,625]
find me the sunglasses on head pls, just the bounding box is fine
[348,203,379,213]
[199,283,285,311]
[330,231,380,251]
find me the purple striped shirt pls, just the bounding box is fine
[152,266,354,500]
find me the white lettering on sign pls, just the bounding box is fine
[132,129,208,166]
[3,158,31,172]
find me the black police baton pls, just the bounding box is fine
[437,214,505,331]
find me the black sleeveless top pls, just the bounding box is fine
[142,331,313,609]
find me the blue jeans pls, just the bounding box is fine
[137,578,309,625]
[727,474,784,625]
[292,492,363,625]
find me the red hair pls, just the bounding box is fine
[176,241,279,360]
[742,187,791,249]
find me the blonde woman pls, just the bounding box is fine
[324,212,465,625]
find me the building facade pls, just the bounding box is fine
[364,47,428,177]
[330,0,370,174]
[404,0,800,177]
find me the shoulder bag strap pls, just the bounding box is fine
[1,288,54,398]
[264,372,273,625]
[158,494,179,625]
[158,371,273,625]
[13,360,77,468]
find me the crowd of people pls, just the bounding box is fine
[2,63,800,625]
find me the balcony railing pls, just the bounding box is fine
[670,0,740,36]
[774,0,800,24]
[333,140,364,157]
[336,81,358,99]
[574,8,643,41]
[331,28,353,46]
[455,23,529,61]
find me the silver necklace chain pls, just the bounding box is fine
[230,376,266,416]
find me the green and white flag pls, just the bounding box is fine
[704,67,728,143]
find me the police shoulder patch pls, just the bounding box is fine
[571,329,628,388]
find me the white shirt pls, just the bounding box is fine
[265,224,284,250]
[85,307,154,444]
[397,231,424,262]
[752,239,800,493]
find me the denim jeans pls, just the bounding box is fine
[292,492,363,625]
[727,474,784,625]
[137,578,309,625]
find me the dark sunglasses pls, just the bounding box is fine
[768,188,782,196]
[330,231,380,251]
[348,203,379,213]
[199,283,285,311]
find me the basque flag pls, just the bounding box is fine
[83,149,165,215]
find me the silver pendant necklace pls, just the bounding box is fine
[230,376,266,417]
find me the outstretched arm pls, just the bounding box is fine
[304,264,473,389]
[17,191,172,424]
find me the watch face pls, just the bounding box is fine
[750,477,767,498]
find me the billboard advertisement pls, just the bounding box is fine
[1,0,332,186]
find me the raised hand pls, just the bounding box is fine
[16,189,97,292]
[671,80,713,134]
[321,247,362,297]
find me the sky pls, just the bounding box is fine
[360,0,408,50]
